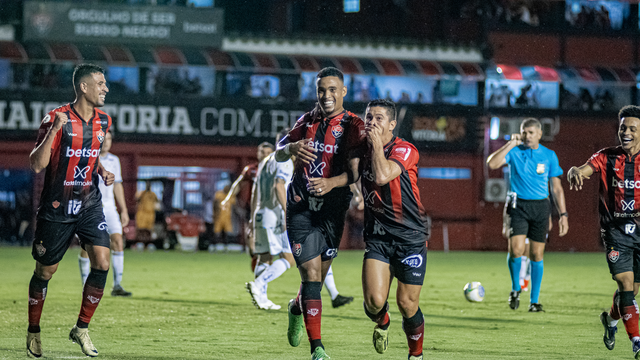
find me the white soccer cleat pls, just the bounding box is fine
[246,282,268,309]
[69,325,98,357]
[261,299,282,310]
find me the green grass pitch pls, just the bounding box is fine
[0,247,630,359]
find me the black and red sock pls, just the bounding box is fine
[77,268,108,328]
[620,291,639,339]
[301,281,323,353]
[364,301,390,330]
[28,273,49,333]
[403,307,424,357]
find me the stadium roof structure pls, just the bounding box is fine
[490,63,637,85]
[0,40,485,80]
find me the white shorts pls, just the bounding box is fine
[254,208,290,255]
[103,205,122,235]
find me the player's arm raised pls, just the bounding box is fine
[567,163,593,191]
[487,133,522,170]
[30,112,67,173]
[367,121,401,186]
[222,165,248,208]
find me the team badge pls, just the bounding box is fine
[608,250,620,263]
[52,200,60,209]
[35,244,46,256]
[331,125,343,138]
[401,254,423,268]
[293,243,302,257]
[536,163,545,174]
[96,130,105,143]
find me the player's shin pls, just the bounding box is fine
[301,281,323,352]
[77,269,108,328]
[507,254,522,291]
[620,291,640,339]
[610,289,621,323]
[28,274,50,333]
[402,307,424,357]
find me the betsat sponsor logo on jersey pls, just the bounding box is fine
[307,140,338,154]
[66,147,100,158]
[612,178,640,189]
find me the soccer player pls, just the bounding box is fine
[78,129,132,297]
[487,118,569,312]
[276,67,365,360]
[246,130,295,310]
[27,64,113,358]
[567,105,640,357]
[359,99,429,360]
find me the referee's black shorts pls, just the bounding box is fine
[506,198,550,243]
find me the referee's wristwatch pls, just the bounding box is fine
[560,212,568,218]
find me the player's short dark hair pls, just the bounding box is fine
[276,128,290,144]
[619,105,640,121]
[317,67,344,83]
[367,99,397,121]
[73,63,104,91]
[520,118,541,130]
[259,141,274,151]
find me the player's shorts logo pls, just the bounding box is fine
[331,125,343,138]
[401,254,423,268]
[98,222,108,231]
[35,243,46,256]
[608,250,620,263]
[293,243,302,257]
[626,223,636,234]
[325,248,337,258]
[68,200,82,215]
[96,130,105,143]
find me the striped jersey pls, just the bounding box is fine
[360,136,428,243]
[588,146,640,226]
[278,109,366,203]
[34,103,111,222]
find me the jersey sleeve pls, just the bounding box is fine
[35,111,61,149]
[504,146,514,165]
[548,151,563,178]
[347,116,367,159]
[276,159,294,182]
[278,113,308,148]
[388,143,419,172]
[587,149,607,173]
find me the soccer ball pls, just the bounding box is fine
[463,282,485,302]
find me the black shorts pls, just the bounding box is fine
[506,198,550,243]
[601,223,640,281]
[364,238,427,286]
[287,195,350,266]
[32,203,110,266]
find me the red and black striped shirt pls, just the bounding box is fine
[279,109,366,203]
[588,146,640,226]
[35,103,111,223]
[360,136,428,243]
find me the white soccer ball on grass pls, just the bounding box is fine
[463,281,485,302]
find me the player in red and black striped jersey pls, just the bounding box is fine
[568,105,640,357]
[359,99,428,360]
[275,67,365,359]
[27,64,114,358]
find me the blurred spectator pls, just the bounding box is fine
[135,181,159,241]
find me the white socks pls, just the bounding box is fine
[254,262,269,278]
[255,258,290,295]
[111,251,124,287]
[78,255,90,286]
[324,265,339,300]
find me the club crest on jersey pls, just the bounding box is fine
[608,250,620,263]
[96,130,105,143]
[536,163,545,174]
[293,243,302,257]
[331,125,343,138]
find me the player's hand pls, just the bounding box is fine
[52,112,68,132]
[307,177,333,197]
[120,210,130,226]
[567,166,589,191]
[365,121,383,147]
[558,216,568,237]
[510,133,522,146]
[101,170,115,186]
[289,138,316,165]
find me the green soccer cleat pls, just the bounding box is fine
[26,331,42,358]
[287,299,304,347]
[311,346,331,360]
[373,324,389,354]
[69,325,98,357]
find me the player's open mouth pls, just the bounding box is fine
[323,100,334,107]
[622,137,632,145]
[99,95,106,101]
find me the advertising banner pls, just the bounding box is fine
[23,1,223,47]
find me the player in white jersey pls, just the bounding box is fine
[79,130,132,296]
[246,130,354,310]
